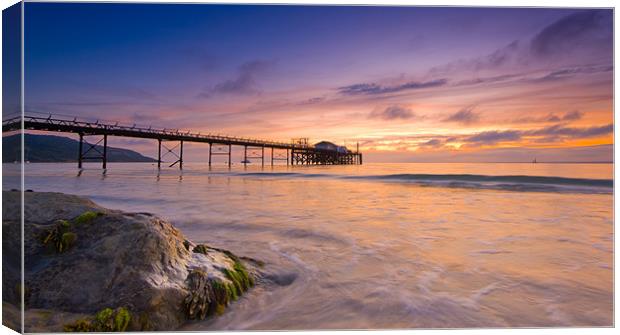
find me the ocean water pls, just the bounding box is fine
[4,162,614,329]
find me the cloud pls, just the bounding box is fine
[537,64,613,82]
[530,10,613,58]
[353,134,454,149]
[368,105,415,120]
[443,106,479,124]
[356,121,612,153]
[297,96,325,105]
[512,110,583,124]
[430,10,612,78]
[338,79,447,96]
[364,144,613,163]
[532,136,562,144]
[431,41,523,75]
[464,130,522,145]
[528,123,613,138]
[460,123,612,146]
[318,10,611,111]
[454,73,523,86]
[478,40,520,69]
[199,60,274,98]
[562,110,583,121]
[419,139,443,147]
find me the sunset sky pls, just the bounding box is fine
[21,3,613,162]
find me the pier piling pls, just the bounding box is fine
[103,134,107,169]
[208,143,212,167]
[78,133,83,169]
[157,139,162,169]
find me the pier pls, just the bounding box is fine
[2,114,362,169]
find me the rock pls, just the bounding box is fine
[2,191,259,331]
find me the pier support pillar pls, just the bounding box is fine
[208,143,231,167]
[179,140,183,170]
[262,146,265,167]
[244,145,248,166]
[102,134,107,169]
[78,133,83,169]
[160,140,183,169]
[157,139,162,169]
[78,134,107,169]
[267,148,288,166]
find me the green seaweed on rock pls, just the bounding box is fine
[183,265,254,320]
[113,307,131,331]
[210,280,233,304]
[42,220,76,253]
[61,232,77,250]
[63,319,92,332]
[193,244,209,255]
[224,258,254,292]
[74,211,103,225]
[63,307,131,332]
[94,308,114,329]
[184,269,212,320]
[137,312,153,331]
[183,248,256,320]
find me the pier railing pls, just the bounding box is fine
[3,113,302,149]
[3,113,362,169]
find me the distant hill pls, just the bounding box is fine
[3,134,156,163]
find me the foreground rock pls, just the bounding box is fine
[2,191,261,331]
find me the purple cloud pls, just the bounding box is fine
[562,110,583,121]
[369,105,415,120]
[419,139,443,147]
[461,123,612,146]
[338,79,447,95]
[199,60,274,98]
[465,130,522,144]
[531,10,612,58]
[528,123,613,138]
[512,110,583,124]
[443,106,479,124]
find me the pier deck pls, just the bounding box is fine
[2,114,362,169]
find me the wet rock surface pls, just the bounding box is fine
[2,191,260,331]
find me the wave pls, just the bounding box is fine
[237,172,613,194]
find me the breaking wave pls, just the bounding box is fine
[237,172,613,194]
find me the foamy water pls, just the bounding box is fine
[4,162,614,328]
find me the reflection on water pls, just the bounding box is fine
[6,162,614,328]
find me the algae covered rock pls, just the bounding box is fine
[2,191,259,331]
[42,220,76,253]
[63,307,131,332]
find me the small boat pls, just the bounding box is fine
[241,159,251,164]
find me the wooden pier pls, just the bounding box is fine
[2,114,362,169]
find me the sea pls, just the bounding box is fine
[3,162,614,329]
